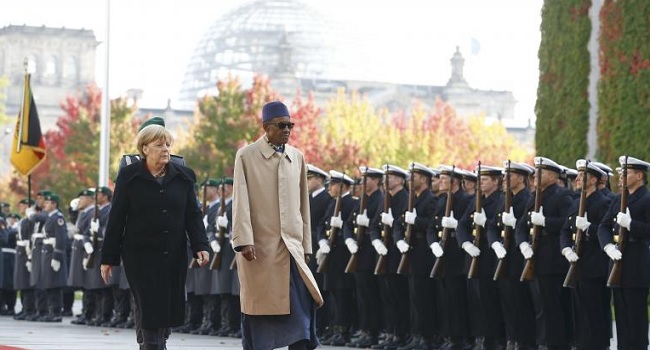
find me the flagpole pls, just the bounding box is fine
[99,0,111,186]
[27,174,32,206]
[16,58,28,153]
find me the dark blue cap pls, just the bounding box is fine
[262,101,290,123]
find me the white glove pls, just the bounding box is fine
[90,218,99,233]
[315,249,326,266]
[491,242,507,259]
[210,240,221,253]
[355,210,370,227]
[473,208,487,227]
[381,209,394,227]
[616,208,631,230]
[575,214,591,231]
[519,242,534,259]
[404,209,417,225]
[604,243,622,261]
[396,239,410,253]
[372,239,388,256]
[202,215,209,229]
[562,247,579,262]
[24,241,32,258]
[82,258,88,270]
[217,215,229,229]
[430,242,444,258]
[462,241,481,257]
[25,207,35,219]
[26,261,32,272]
[345,238,358,254]
[329,213,343,229]
[441,211,458,229]
[502,207,517,227]
[83,242,94,255]
[12,222,19,230]
[531,207,546,226]
[318,239,330,254]
[51,259,61,272]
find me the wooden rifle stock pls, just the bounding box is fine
[190,178,210,269]
[494,160,512,281]
[520,160,543,281]
[345,173,368,274]
[468,162,483,279]
[317,179,344,274]
[563,160,590,288]
[84,187,101,269]
[397,165,416,274]
[210,178,227,270]
[430,166,455,279]
[607,156,628,287]
[374,174,392,275]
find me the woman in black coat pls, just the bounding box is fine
[100,123,210,350]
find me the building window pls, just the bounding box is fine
[42,55,58,84]
[64,56,78,81]
[27,55,38,75]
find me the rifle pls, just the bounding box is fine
[317,177,345,274]
[84,187,100,269]
[374,172,392,275]
[345,172,368,274]
[520,159,543,281]
[397,164,416,274]
[494,160,512,281]
[430,165,455,279]
[189,177,210,269]
[563,160,590,288]
[210,177,227,270]
[607,156,628,287]
[468,162,483,279]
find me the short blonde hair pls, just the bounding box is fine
[136,125,174,158]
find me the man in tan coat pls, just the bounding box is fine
[232,101,323,350]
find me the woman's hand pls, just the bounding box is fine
[100,264,112,285]
[196,251,209,267]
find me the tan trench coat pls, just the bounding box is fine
[232,137,324,315]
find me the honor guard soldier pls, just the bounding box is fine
[305,164,331,337]
[393,162,438,350]
[13,199,35,320]
[591,161,615,199]
[39,193,69,322]
[69,189,94,325]
[0,216,16,315]
[560,160,611,350]
[316,170,358,346]
[598,155,650,350]
[84,187,112,326]
[29,190,52,321]
[426,164,472,350]
[456,165,506,350]
[486,162,536,350]
[368,164,410,350]
[515,157,574,349]
[210,177,241,338]
[461,169,478,197]
[343,166,384,348]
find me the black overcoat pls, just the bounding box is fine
[101,161,210,328]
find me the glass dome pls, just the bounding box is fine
[179,0,345,103]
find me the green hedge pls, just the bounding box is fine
[535,0,592,166]
[597,0,650,166]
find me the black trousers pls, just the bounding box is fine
[354,270,381,334]
[613,287,648,350]
[91,288,113,320]
[20,289,35,314]
[62,287,74,312]
[438,274,469,338]
[379,274,409,337]
[35,288,48,315]
[188,293,203,327]
[113,286,130,321]
[330,288,354,330]
[46,287,62,315]
[408,273,435,339]
[498,278,535,346]
[467,276,504,338]
[571,278,611,350]
[1,289,17,311]
[529,274,572,348]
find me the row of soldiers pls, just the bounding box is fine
[307,155,649,350]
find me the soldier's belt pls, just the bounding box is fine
[43,238,56,245]
[16,241,27,247]
[32,233,45,239]
[1,248,16,253]
[74,234,84,241]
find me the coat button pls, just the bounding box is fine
[160,189,165,193]
[163,251,168,255]
[162,209,167,213]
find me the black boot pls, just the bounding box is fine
[397,335,424,350]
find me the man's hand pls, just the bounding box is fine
[372,239,388,256]
[90,218,99,233]
[462,241,480,257]
[473,208,487,227]
[616,208,631,230]
[604,243,622,261]
[396,239,410,254]
[304,254,311,265]
[430,242,444,258]
[345,238,359,254]
[83,242,94,255]
[519,242,534,259]
[355,210,370,227]
[404,209,417,225]
[441,211,458,229]
[217,215,229,229]
[329,213,343,229]
[101,264,112,285]
[502,207,517,228]
[562,247,579,263]
[211,240,221,254]
[575,214,591,231]
[381,209,394,227]
[491,242,507,259]
[196,251,209,267]
[531,207,546,227]
[241,245,256,261]
[51,259,61,272]
[318,239,331,254]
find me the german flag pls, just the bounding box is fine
[10,73,47,176]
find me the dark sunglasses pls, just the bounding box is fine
[267,122,295,130]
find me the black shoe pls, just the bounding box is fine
[14,312,32,321]
[398,336,425,350]
[228,329,242,338]
[347,332,378,348]
[328,332,350,346]
[0,309,16,316]
[372,335,395,350]
[117,319,135,329]
[61,310,73,317]
[40,314,63,322]
[71,317,89,325]
[216,326,233,337]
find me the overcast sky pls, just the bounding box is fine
[2,0,543,123]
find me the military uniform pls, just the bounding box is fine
[0,219,17,315]
[597,156,650,350]
[559,160,611,350]
[343,166,384,348]
[39,199,69,322]
[69,203,93,325]
[13,214,35,319]
[84,202,112,326]
[29,209,49,320]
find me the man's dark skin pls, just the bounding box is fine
[240,116,311,264]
